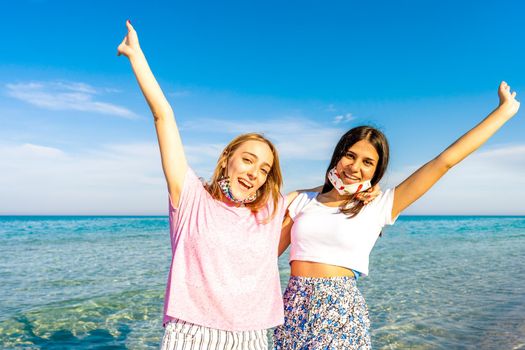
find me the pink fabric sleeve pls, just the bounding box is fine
[168,168,208,242]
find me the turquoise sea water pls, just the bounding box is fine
[0,216,524,349]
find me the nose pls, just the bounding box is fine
[348,159,361,173]
[246,166,258,180]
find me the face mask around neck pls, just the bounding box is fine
[218,176,257,204]
[327,167,371,196]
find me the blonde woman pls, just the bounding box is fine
[118,21,285,350]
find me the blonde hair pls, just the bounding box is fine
[207,133,283,223]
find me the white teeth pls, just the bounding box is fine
[238,178,253,189]
[343,171,359,181]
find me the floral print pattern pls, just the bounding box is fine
[273,276,371,350]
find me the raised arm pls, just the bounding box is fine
[117,21,188,206]
[392,81,520,219]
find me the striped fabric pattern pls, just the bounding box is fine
[161,319,268,350]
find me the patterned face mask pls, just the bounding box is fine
[218,176,257,204]
[327,167,371,195]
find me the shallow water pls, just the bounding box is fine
[1,216,524,349]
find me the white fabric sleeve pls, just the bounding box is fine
[287,192,307,220]
[372,188,398,226]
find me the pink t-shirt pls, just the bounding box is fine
[163,167,286,331]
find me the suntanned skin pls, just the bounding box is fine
[280,82,520,279]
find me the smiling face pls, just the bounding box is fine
[223,140,274,202]
[335,139,379,185]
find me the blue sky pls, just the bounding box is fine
[1,0,524,215]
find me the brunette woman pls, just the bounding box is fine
[274,82,520,349]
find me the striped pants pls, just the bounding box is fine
[160,319,268,350]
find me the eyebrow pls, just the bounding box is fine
[346,150,377,163]
[242,152,272,168]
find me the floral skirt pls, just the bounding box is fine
[273,276,371,350]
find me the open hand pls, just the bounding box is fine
[356,183,382,205]
[117,20,140,58]
[498,81,520,117]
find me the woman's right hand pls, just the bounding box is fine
[356,183,382,205]
[116,20,188,206]
[117,20,140,59]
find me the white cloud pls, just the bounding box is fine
[0,140,229,215]
[0,142,164,214]
[20,143,66,158]
[333,113,355,124]
[5,81,139,119]
[1,141,524,215]
[52,81,98,94]
[382,144,525,215]
[325,104,336,112]
[3,77,523,216]
[168,90,191,98]
[182,117,345,161]
[184,143,224,164]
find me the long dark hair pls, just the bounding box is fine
[322,126,390,217]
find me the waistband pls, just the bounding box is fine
[288,275,358,287]
[165,318,267,338]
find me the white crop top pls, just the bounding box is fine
[288,189,397,276]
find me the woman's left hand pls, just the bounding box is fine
[356,184,382,205]
[498,81,520,117]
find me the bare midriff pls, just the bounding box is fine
[290,260,355,278]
